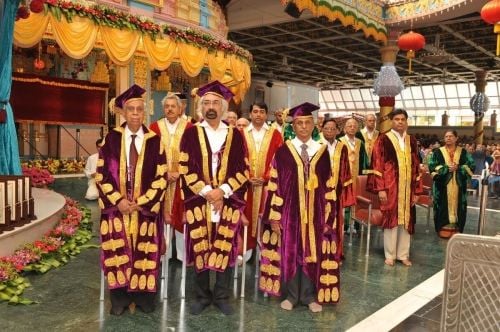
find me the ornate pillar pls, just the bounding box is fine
[471,70,489,145]
[373,44,403,134]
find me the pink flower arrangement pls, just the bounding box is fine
[22,165,55,188]
[0,197,83,282]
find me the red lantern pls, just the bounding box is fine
[481,0,500,55]
[34,58,45,70]
[397,31,426,73]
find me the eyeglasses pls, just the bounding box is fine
[202,100,221,107]
[322,127,337,131]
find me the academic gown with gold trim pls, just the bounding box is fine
[149,118,193,233]
[329,141,355,258]
[367,132,420,234]
[242,128,283,250]
[259,142,341,304]
[96,124,167,292]
[428,147,474,233]
[179,125,249,273]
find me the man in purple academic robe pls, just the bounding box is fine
[179,81,249,316]
[96,84,167,315]
[259,102,341,313]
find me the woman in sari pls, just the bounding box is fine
[428,130,475,238]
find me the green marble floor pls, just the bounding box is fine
[0,178,498,331]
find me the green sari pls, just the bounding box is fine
[428,147,475,233]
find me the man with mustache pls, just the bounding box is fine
[96,84,167,315]
[368,109,420,267]
[179,81,249,315]
[150,92,192,262]
[241,102,283,263]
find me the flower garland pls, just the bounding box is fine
[16,0,253,64]
[0,197,96,305]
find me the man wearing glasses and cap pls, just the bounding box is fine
[179,81,249,316]
[96,84,167,315]
[259,102,341,313]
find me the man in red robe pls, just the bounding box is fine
[149,92,192,262]
[368,109,420,267]
[97,84,167,315]
[259,103,341,313]
[321,118,355,259]
[241,102,283,262]
[179,81,249,315]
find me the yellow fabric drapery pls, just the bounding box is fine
[99,26,140,66]
[13,12,49,48]
[143,35,177,71]
[207,51,229,81]
[13,11,251,101]
[50,15,98,59]
[229,54,245,83]
[176,42,208,77]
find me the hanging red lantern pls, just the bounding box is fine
[34,58,45,70]
[397,31,426,73]
[481,0,500,56]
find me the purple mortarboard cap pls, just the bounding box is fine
[288,102,319,120]
[115,84,146,109]
[175,93,187,100]
[196,80,234,101]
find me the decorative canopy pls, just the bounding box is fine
[13,1,252,103]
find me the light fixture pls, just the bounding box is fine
[420,34,452,65]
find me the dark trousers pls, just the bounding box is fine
[285,269,315,306]
[110,287,157,310]
[194,268,233,304]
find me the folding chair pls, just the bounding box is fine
[415,172,433,233]
[351,175,383,256]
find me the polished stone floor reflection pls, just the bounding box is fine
[0,178,498,331]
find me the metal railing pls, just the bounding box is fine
[60,125,91,159]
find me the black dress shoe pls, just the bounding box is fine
[110,306,127,316]
[214,301,234,315]
[190,301,211,315]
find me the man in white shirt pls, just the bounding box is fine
[339,118,369,234]
[179,81,249,316]
[368,109,420,267]
[96,84,167,315]
[84,138,102,200]
[241,102,283,264]
[150,93,192,263]
[260,102,342,313]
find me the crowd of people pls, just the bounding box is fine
[91,80,495,318]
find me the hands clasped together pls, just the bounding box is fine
[118,199,142,215]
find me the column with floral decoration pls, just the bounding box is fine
[471,70,489,145]
[373,44,403,134]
